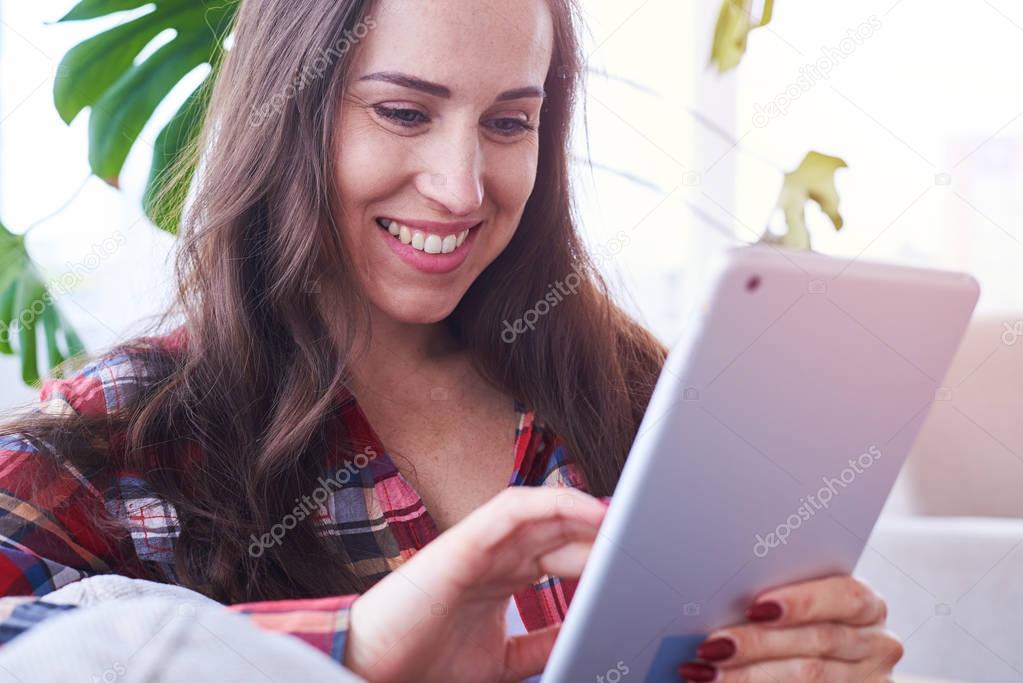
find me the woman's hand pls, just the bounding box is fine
[343,486,608,683]
[680,575,903,682]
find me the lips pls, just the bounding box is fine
[377,217,481,234]
[376,216,480,275]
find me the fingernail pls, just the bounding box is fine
[746,600,782,622]
[696,637,735,661]
[678,662,717,682]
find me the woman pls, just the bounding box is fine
[0,0,903,681]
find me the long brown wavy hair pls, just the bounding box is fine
[1,0,666,604]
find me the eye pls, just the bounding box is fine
[486,117,536,138]
[373,105,429,128]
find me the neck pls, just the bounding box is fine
[347,306,467,401]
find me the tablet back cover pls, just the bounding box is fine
[540,246,979,682]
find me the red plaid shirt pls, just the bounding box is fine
[0,328,594,666]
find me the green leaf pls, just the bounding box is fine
[55,0,238,190]
[0,228,24,296]
[0,221,87,386]
[88,21,211,184]
[144,82,209,234]
[763,151,848,250]
[41,305,65,370]
[14,271,44,386]
[62,314,86,358]
[54,6,194,124]
[0,282,16,355]
[710,0,775,73]
[58,0,155,22]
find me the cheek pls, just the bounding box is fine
[469,155,537,274]
[336,132,402,215]
[334,113,413,251]
[487,143,539,218]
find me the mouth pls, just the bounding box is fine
[375,217,480,255]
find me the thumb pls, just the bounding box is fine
[502,624,561,682]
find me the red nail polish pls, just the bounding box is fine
[696,637,735,661]
[678,662,717,682]
[746,600,782,622]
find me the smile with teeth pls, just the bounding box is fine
[377,218,471,255]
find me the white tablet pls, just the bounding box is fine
[541,245,979,683]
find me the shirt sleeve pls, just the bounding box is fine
[0,354,362,667]
[227,595,358,664]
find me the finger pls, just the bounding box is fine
[460,513,603,594]
[537,540,595,578]
[746,575,887,628]
[502,624,560,682]
[423,488,606,591]
[687,657,876,683]
[694,623,900,669]
[471,487,608,552]
[478,532,599,598]
[441,488,605,565]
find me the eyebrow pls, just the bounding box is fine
[358,71,545,101]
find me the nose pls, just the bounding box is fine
[414,124,484,217]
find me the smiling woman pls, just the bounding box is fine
[334,0,553,323]
[0,1,901,682]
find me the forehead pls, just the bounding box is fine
[352,0,555,97]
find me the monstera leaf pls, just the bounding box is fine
[762,151,848,250]
[0,222,84,386]
[710,0,775,72]
[54,0,239,233]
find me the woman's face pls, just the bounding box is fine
[335,0,555,325]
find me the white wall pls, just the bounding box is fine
[732,0,1023,316]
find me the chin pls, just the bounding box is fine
[374,290,461,326]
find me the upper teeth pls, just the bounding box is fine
[380,219,469,254]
